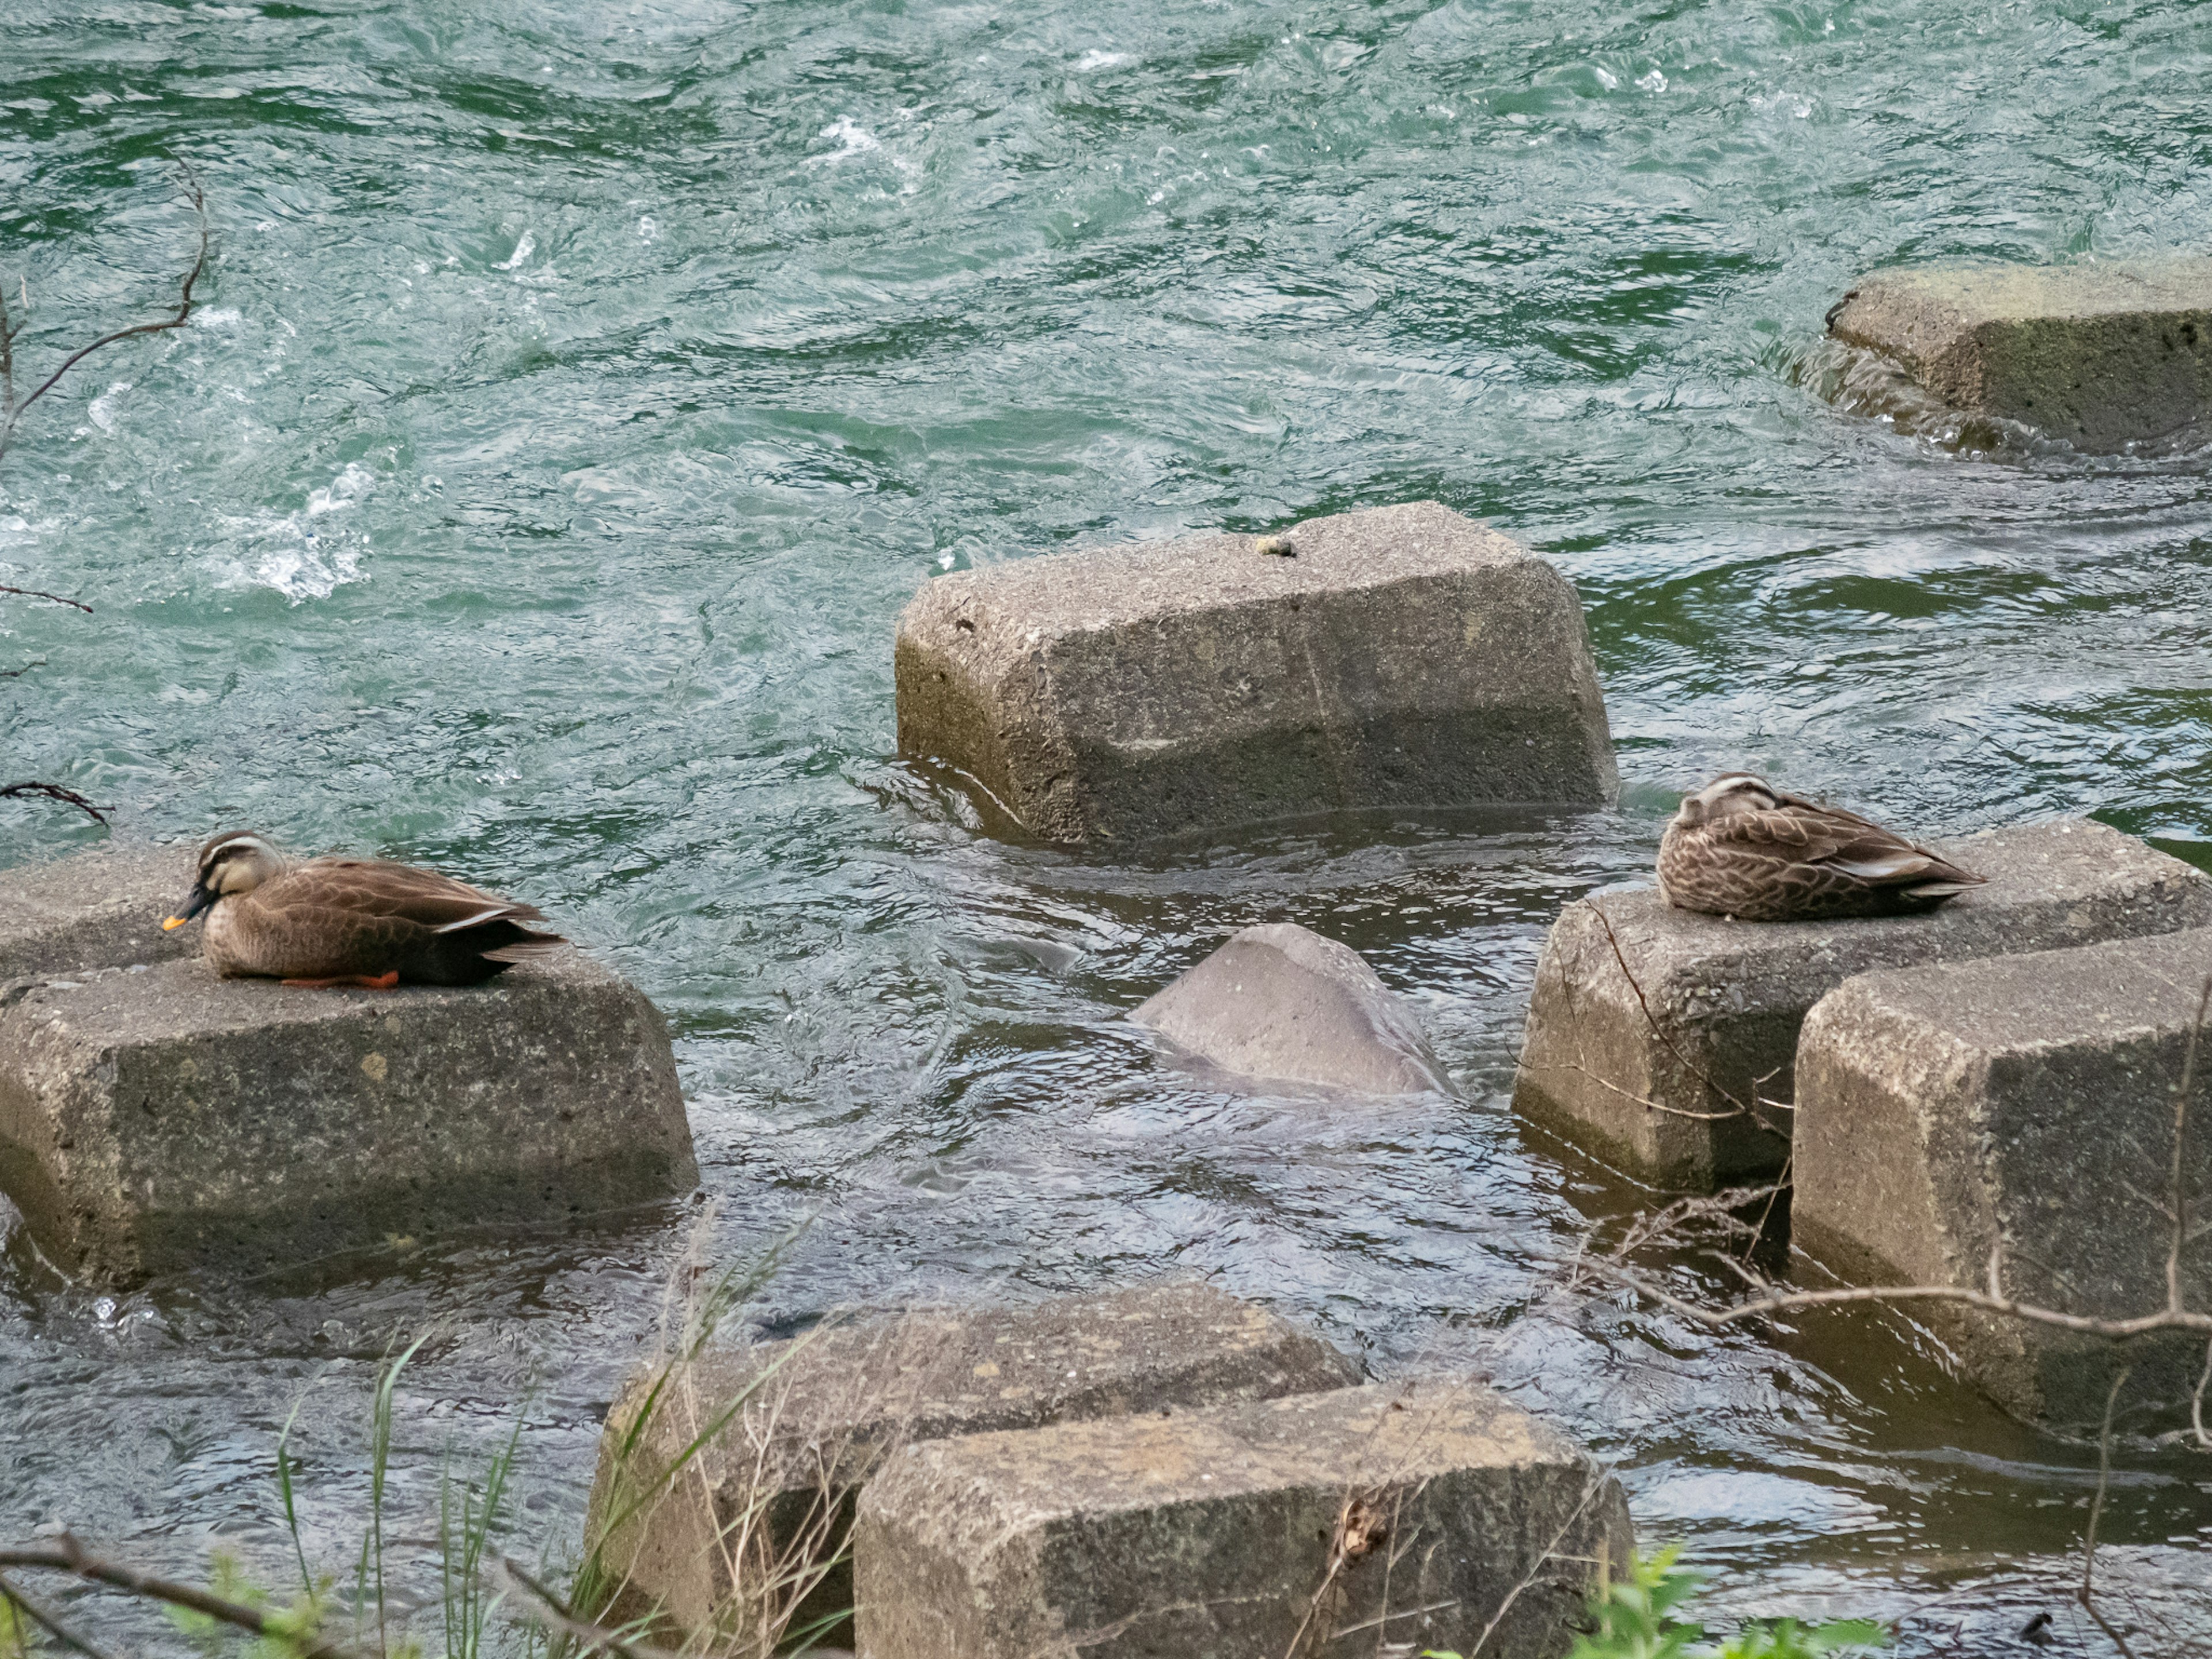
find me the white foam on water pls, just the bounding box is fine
[192,306,243,327]
[87,381,131,434]
[638,215,660,243]
[812,117,880,162]
[1594,66,1619,89]
[494,230,536,270]
[1637,68,1667,92]
[1075,50,1130,71]
[213,461,375,601]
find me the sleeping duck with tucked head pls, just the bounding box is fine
[164,831,567,988]
[1656,773,1987,923]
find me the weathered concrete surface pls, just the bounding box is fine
[853,1377,1632,1659]
[0,952,696,1284]
[586,1283,1361,1646]
[0,843,196,982]
[1133,923,1452,1096]
[1793,928,2212,1425]
[1828,258,2212,450]
[895,501,1617,844]
[1513,820,2212,1188]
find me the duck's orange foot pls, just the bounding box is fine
[282,970,402,990]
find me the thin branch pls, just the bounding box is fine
[0,1570,120,1659]
[0,585,91,614]
[2168,979,2209,1316]
[2078,1366,2134,1658]
[0,783,108,824]
[0,658,44,679]
[495,1558,687,1659]
[0,160,209,464]
[0,1536,357,1659]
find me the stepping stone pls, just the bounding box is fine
[1513,820,2212,1188]
[853,1377,1633,1659]
[584,1283,1361,1647]
[1828,257,2212,450]
[1793,927,2212,1425]
[0,841,196,981]
[0,945,696,1286]
[894,501,1616,844]
[1134,922,1451,1096]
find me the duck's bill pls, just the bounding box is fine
[163,886,215,930]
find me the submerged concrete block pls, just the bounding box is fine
[0,952,696,1284]
[1513,820,2212,1188]
[1828,258,2212,450]
[1794,928,2212,1425]
[585,1283,1361,1646]
[0,843,195,981]
[894,501,1616,844]
[1134,923,1451,1096]
[853,1377,1633,1659]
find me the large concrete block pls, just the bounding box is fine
[1828,258,2212,450]
[586,1283,1361,1646]
[1793,929,2212,1425]
[0,842,195,980]
[894,501,1616,844]
[1513,820,2212,1188]
[1134,923,1451,1096]
[0,952,696,1284]
[853,1378,1633,1659]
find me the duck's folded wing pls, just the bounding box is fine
[297,859,552,929]
[1715,810,1984,891]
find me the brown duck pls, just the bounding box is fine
[1656,774,1986,922]
[162,830,566,987]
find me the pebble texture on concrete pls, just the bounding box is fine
[0,950,696,1284]
[1133,922,1452,1096]
[586,1283,1361,1646]
[1513,820,2212,1188]
[1828,257,2212,450]
[0,841,196,981]
[853,1378,1633,1659]
[1793,927,2212,1425]
[894,501,1617,844]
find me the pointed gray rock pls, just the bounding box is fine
[1134,922,1450,1097]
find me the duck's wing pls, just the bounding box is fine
[1718,801,1986,895]
[287,858,556,931]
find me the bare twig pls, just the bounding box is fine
[0,585,90,614]
[0,1570,120,1659]
[0,161,209,464]
[2078,1366,2135,1658]
[497,1558,683,1659]
[0,1536,356,1659]
[0,782,107,824]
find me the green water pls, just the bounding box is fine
[4,0,2211,1649]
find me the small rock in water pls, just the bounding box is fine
[1252,533,1296,556]
[1134,922,1452,1097]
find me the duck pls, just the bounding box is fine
[1656,773,1986,922]
[162,830,566,987]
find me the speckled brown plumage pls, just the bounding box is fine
[168,831,566,985]
[1656,774,1986,923]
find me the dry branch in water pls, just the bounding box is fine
[0,1535,358,1659]
[0,160,209,464]
[0,781,107,825]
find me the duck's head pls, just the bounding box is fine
[1671,772,1781,830]
[163,830,286,931]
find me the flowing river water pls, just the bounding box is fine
[3,1,2211,1651]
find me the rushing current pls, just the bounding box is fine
[4,1,2210,1652]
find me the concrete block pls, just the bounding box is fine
[1793,928,2212,1425]
[0,843,196,981]
[586,1283,1361,1646]
[0,952,696,1284]
[1134,923,1451,1096]
[853,1377,1633,1659]
[1828,258,2212,450]
[894,501,1616,844]
[1513,820,2212,1188]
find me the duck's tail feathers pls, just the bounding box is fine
[480,930,568,964]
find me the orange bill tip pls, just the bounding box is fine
[162,915,190,931]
